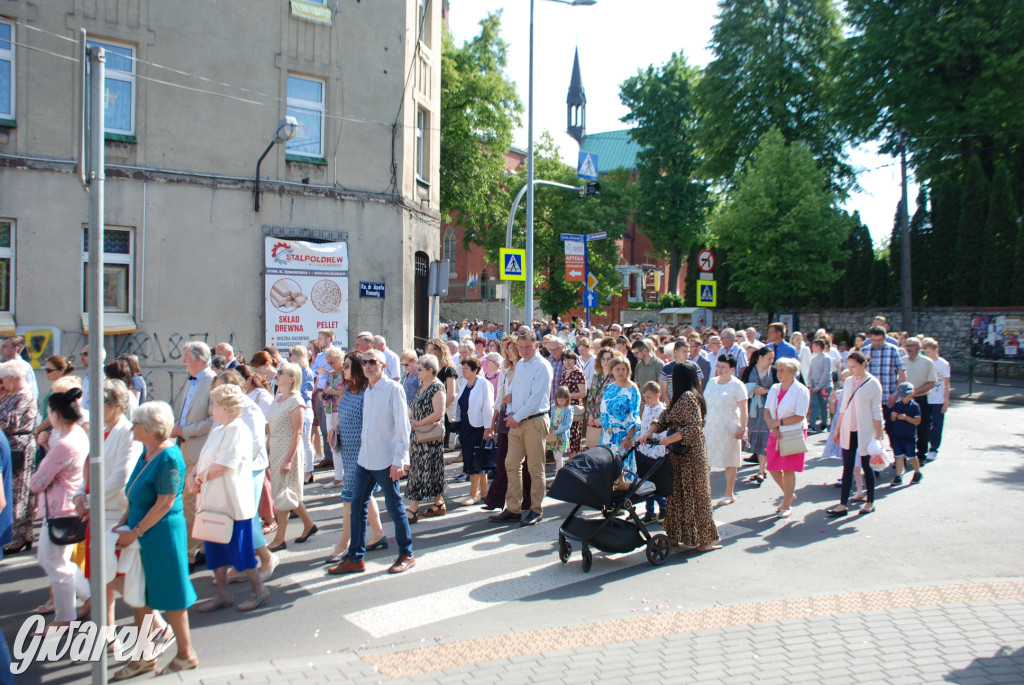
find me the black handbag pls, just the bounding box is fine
[474,439,497,474]
[45,493,88,546]
[10,448,26,472]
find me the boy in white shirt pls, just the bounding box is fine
[638,382,667,523]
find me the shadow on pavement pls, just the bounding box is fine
[945,645,1024,683]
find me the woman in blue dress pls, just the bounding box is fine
[325,351,386,564]
[600,357,641,481]
[113,401,198,678]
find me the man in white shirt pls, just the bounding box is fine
[719,328,748,373]
[745,327,765,349]
[921,337,949,460]
[329,349,415,575]
[373,335,401,381]
[490,333,552,526]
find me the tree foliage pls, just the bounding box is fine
[488,134,633,318]
[695,0,850,188]
[952,157,989,306]
[619,53,712,293]
[440,13,522,233]
[710,129,852,311]
[981,165,1018,305]
[840,0,1024,183]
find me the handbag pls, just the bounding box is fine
[44,494,88,546]
[414,421,445,444]
[572,404,586,423]
[192,509,234,544]
[10,448,26,472]
[778,428,808,456]
[474,438,497,474]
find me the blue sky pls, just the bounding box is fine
[447,0,917,247]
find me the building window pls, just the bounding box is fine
[87,40,135,136]
[443,227,456,277]
[0,221,13,313]
[416,108,427,183]
[82,227,133,314]
[417,0,429,44]
[287,75,325,159]
[0,21,13,121]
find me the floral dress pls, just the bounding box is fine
[1,390,37,547]
[406,380,445,501]
[651,392,718,548]
[600,382,641,479]
[564,368,586,453]
[336,387,365,503]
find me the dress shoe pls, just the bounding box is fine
[328,558,366,575]
[520,511,542,526]
[388,555,416,574]
[366,536,389,552]
[488,509,520,523]
[296,524,319,543]
[314,460,334,470]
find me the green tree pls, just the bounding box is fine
[953,157,989,305]
[840,1,1024,183]
[981,165,1018,305]
[440,13,522,236]
[489,134,632,318]
[909,188,933,305]
[619,53,712,293]
[695,0,850,188]
[928,176,962,306]
[710,129,851,311]
[828,213,873,307]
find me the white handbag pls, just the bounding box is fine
[192,510,234,544]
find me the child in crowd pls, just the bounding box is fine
[638,381,667,523]
[891,382,922,486]
[549,386,574,472]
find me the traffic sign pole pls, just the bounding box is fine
[584,238,590,327]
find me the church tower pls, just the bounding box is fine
[566,47,586,144]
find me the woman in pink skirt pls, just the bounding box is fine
[764,358,810,519]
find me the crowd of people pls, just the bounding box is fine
[0,313,953,677]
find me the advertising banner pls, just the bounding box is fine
[265,238,348,352]
[970,314,1024,360]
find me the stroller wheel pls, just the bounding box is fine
[646,534,671,566]
[581,545,593,573]
[558,534,571,564]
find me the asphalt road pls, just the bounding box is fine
[3,396,1022,684]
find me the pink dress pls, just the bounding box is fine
[765,388,807,472]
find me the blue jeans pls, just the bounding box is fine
[927,405,945,452]
[348,465,413,561]
[808,388,830,429]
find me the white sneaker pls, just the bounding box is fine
[926,450,937,460]
[322,480,344,489]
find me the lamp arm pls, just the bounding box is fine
[254,139,277,212]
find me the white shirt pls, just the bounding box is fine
[580,354,596,386]
[381,346,401,380]
[358,376,410,471]
[311,351,332,389]
[509,354,553,422]
[238,395,269,471]
[196,419,255,521]
[928,357,950,405]
[97,415,143,515]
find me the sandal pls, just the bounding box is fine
[421,504,447,518]
[36,598,55,615]
[851,494,867,502]
[696,541,723,552]
[194,597,234,613]
[406,508,419,524]
[151,624,175,656]
[716,497,735,507]
[156,653,199,675]
[237,589,270,611]
[112,659,156,680]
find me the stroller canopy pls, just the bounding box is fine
[547,445,622,509]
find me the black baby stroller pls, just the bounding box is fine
[547,443,678,573]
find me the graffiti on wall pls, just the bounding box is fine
[19,328,242,406]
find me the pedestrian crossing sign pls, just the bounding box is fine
[697,279,717,307]
[500,248,526,281]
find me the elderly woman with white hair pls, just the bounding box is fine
[764,358,810,519]
[190,385,270,613]
[114,401,198,677]
[266,362,318,550]
[1,358,38,553]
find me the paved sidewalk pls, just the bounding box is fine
[168,579,1024,685]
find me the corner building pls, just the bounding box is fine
[0,0,441,402]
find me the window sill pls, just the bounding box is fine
[0,119,15,129]
[286,155,327,166]
[416,176,430,188]
[0,313,15,336]
[81,312,137,335]
[105,133,137,144]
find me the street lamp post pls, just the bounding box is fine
[524,0,595,325]
[254,116,299,212]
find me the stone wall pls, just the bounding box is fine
[439,301,529,328]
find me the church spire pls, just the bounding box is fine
[566,47,586,144]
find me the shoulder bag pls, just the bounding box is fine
[192,509,234,544]
[572,404,586,423]
[777,428,808,457]
[414,421,444,444]
[45,493,88,546]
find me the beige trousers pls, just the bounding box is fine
[505,414,549,515]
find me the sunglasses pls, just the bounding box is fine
[361,359,380,367]
[45,367,59,373]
